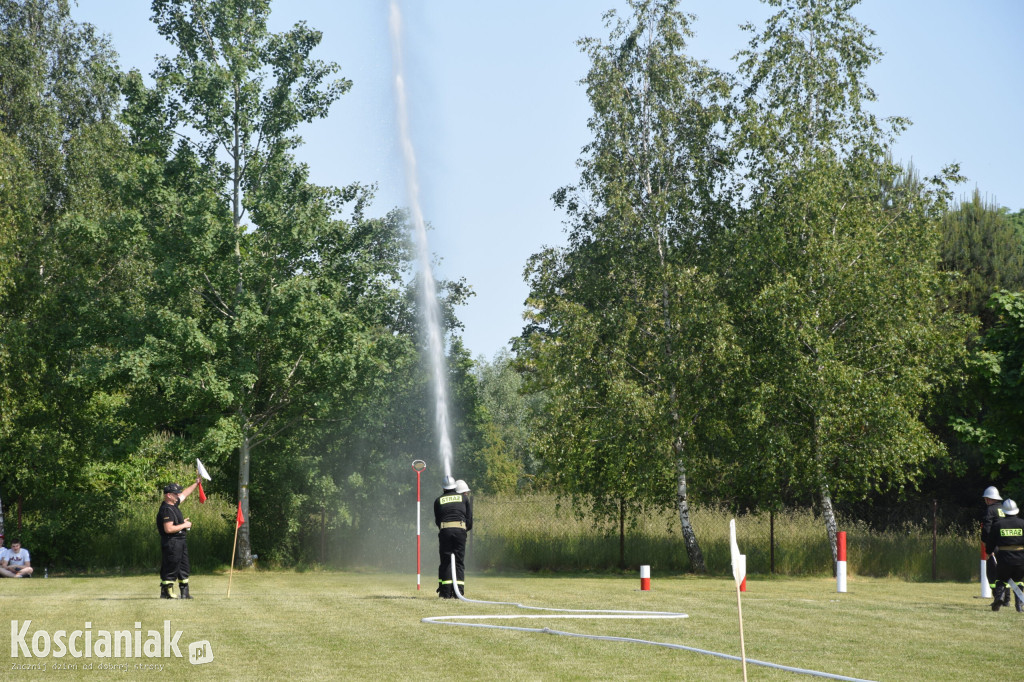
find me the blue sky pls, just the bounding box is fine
[73,1,1024,361]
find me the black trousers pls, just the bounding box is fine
[160,536,190,582]
[437,528,467,598]
[995,558,1024,593]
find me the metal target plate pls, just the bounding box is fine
[411,459,427,472]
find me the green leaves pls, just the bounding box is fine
[954,291,1024,486]
[521,0,742,571]
[523,0,977,568]
[726,3,975,557]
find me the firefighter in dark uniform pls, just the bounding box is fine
[434,475,472,599]
[981,485,1005,601]
[157,478,200,599]
[987,498,1024,612]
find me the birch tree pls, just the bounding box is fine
[519,0,738,571]
[729,0,973,560]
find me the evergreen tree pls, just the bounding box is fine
[939,190,1024,328]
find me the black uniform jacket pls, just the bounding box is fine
[982,503,1005,545]
[157,500,186,538]
[434,492,473,531]
[986,514,1024,565]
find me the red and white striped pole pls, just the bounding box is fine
[412,460,426,590]
[837,531,847,593]
[640,565,651,591]
[980,539,992,599]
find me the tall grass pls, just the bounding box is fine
[470,494,979,581]
[87,482,236,575]
[79,488,979,581]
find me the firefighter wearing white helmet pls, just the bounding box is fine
[434,475,472,598]
[982,485,1005,597]
[986,498,1024,612]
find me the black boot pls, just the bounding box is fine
[179,582,192,599]
[160,583,177,599]
[991,583,1005,611]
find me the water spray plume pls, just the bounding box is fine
[389,1,453,481]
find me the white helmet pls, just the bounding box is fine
[1002,499,1019,516]
[983,486,1002,501]
[455,479,470,494]
[442,475,457,490]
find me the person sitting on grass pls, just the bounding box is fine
[0,540,34,578]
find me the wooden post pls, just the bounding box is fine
[228,501,243,597]
[227,521,240,597]
[736,582,748,682]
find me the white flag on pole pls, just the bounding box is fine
[730,519,746,588]
[197,459,212,481]
[730,517,749,681]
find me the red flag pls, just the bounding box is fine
[236,501,245,528]
[197,480,207,503]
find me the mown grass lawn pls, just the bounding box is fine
[1,571,1015,680]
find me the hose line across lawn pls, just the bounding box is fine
[421,555,876,682]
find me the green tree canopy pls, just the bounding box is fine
[728,0,973,557]
[952,290,1024,491]
[939,190,1024,328]
[114,0,409,565]
[518,0,739,571]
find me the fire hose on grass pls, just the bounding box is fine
[422,545,876,682]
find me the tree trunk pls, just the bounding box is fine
[821,484,838,572]
[236,428,253,568]
[619,498,626,570]
[812,411,838,567]
[675,447,706,573]
[231,96,253,568]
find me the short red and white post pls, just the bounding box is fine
[980,540,992,599]
[836,531,848,593]
[411,460,426,590]
[640,565,651,591]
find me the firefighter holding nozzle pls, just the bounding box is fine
[987,498,1024,612]
[982,486,1005,597]
[434,476,472,598]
